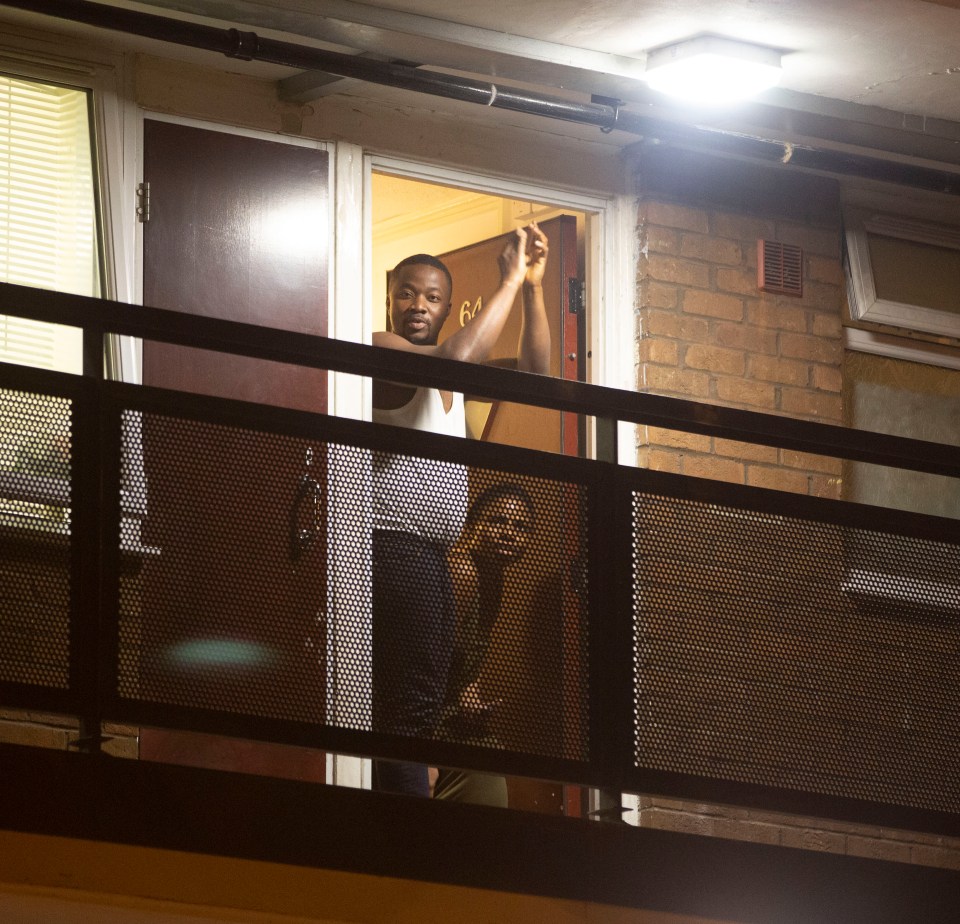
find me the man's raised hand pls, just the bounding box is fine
[524,221,548,287]
[497,225,529,288]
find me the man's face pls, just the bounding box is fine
[387,263,452,346]
[471,496,533,568]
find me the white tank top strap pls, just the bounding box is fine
[373,386,465,437]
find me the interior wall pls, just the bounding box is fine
[371,173,575,330]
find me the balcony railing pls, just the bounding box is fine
[2,281,960,837]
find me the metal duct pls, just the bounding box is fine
[7,0,960,194]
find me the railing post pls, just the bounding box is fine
[71,322,107,753]
[588,416,631,821]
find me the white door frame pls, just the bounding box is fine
[328,153,637,790]
[364,153,636,460]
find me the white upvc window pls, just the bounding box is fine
[844,206,960,340]
[842,194,960,527]
[0,22,134,371]
[0,28,131,528]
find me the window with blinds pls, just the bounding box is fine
[0,74,100,374]
[1,74,100,526]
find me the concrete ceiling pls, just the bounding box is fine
[7,0,960,169]
[351,0,960,123]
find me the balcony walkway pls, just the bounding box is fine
[3,282,960,920]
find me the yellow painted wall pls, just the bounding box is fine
[0,831,730,924]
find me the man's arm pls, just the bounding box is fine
[373,227,528,365]
[517,221,550,375]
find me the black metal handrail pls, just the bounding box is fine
[3,281,959,477]
[4,281,960,840]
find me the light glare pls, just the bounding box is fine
[645,37,782,105]
[166,638,276,669]
[261,201,328,259]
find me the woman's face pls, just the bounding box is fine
[471,496,533,568]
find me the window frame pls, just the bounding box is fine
[0,20,136,377]
[844,205,960,339]
[0,24,134,534]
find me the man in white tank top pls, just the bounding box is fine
[370,223,550,797]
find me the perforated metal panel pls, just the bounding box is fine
[632,490,960,813]
[117,409,328,723]
[115,406,590,764]
[365,449,590,761]
[0,386,72,689]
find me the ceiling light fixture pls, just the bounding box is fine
[644,36,782,105]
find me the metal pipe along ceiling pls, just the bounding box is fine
[7,0,960,195]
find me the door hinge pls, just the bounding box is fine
[568,277,585,314]
[136,181,150,223]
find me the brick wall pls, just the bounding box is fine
[634,147,844,497]
[628,144,960,871]
[0,708,137,757]
[637,795,960,871]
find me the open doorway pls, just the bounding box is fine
[372,171,588,456]
[372,171,590,817]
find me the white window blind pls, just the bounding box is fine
[0,75,100,374]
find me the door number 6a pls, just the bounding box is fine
[459,297,483,327]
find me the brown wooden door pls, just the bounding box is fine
[439,216,587,815]
[438,214,581,452]
[138,121,329,781]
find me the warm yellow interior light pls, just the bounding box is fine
[645,36,782,105]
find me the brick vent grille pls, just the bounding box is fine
[632,491,960,813]
[117,409,590,762]
[758,239,803,296]
[0,386,72,689]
